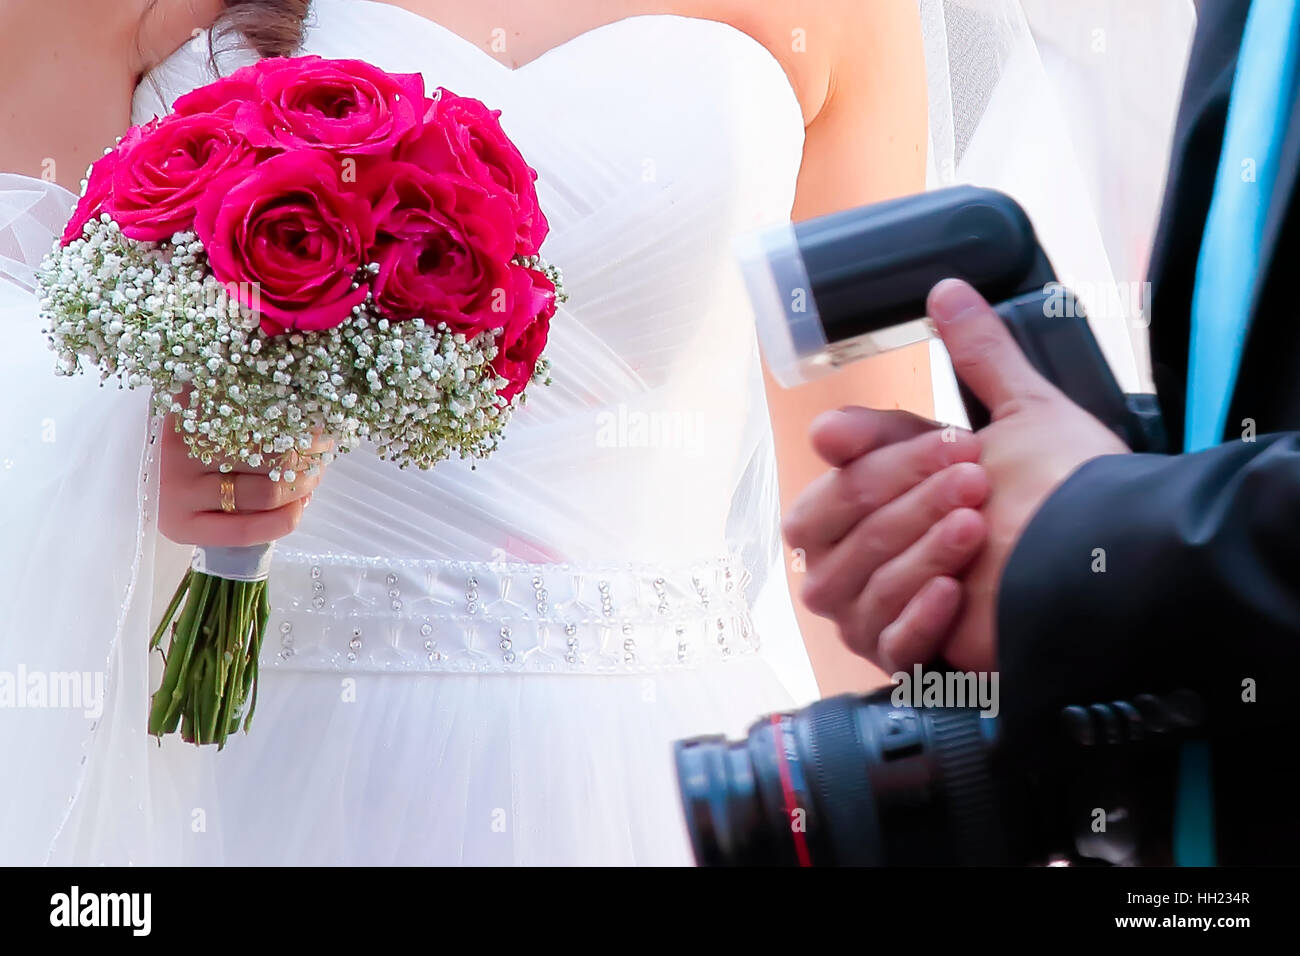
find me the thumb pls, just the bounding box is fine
[928,279,1053,419]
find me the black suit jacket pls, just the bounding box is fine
[996,0,1300,864]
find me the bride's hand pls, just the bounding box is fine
[157,412,334,548]
[782,408,990,672]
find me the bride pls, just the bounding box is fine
[0,0,1188,865]
[1,0,935,865]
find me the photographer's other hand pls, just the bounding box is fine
[783,406,991,671]
[926,279,1130,671]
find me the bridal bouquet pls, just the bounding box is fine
[38,56,564,747]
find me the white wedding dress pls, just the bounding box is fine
[2,0,819,866]
[0,0,1195,866]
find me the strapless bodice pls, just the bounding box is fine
[133,1,805,570]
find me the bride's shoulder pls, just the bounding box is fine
[713,0,928,214]
[0,0,150,52]
[704,0,922,128]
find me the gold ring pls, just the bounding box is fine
[219,474,237,514]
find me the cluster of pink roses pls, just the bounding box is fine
[64,56,557,400]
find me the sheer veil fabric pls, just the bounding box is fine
[0,175,195,863]
[921,0,1196,423]
[0,0,1194,864]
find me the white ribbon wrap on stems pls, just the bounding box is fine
[190,542,275,582]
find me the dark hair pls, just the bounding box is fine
[216,0,311,60]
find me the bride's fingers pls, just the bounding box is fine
[809,406,943,468]
[799,462,988,616]
[189,468,324,514]
[161,414,335,477]
[292,425,335,457]
[261,430,336,475]
[179,499,308,549]
[278,433,335,471]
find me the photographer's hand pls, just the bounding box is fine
[925,280,1130,671]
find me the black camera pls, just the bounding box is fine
[675,685,1205,866]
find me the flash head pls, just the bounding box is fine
[735,186,1055,387]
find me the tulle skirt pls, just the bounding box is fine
[53,656,795,866]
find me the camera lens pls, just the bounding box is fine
[675,690,1005,866]
[675,714,818,865]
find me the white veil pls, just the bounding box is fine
[0,174,201,864]
[919,0,1197,423]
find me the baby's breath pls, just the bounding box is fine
[38,222,560,477]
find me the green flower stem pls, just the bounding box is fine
[147,570,270,747]
[191,642,212,744]
[243,582,269,734]
[215,580,254,749]
[200,583,229,745]
[150,567,193,654]
[211,582,228,692]
[149,572,211,736]
[213,581,241,745]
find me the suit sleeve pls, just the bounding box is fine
[995,432,1300,750]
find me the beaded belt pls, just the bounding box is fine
[265,548,761,674]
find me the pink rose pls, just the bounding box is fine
[60,121,155,245]
[493,268,556,400]
[403,90,549,256]
[171,65,260,117]
[364,160,542,336]
[106,113,257,242]
[236,56,425,155]
[195,151,374,335]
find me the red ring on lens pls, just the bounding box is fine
[771,714,813,867]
